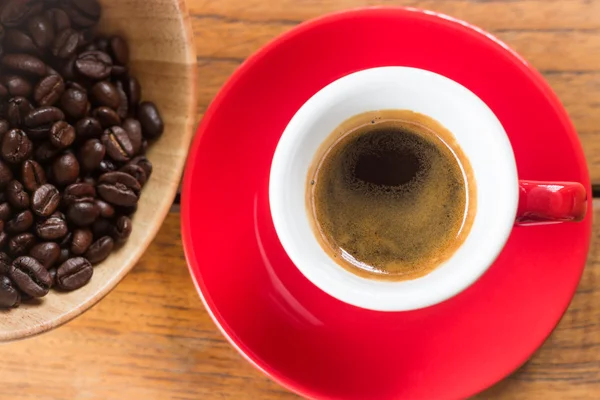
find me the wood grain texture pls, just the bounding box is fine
[0,0,197,341]
[0,210,597,399]
[2,0,596,398]
[192,0,600,182]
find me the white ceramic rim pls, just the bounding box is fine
[269,67,519,311]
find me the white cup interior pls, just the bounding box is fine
[269,67,519,311]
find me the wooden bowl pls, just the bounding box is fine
[0,0,198,341]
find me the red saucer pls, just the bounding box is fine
[182,8,591,399]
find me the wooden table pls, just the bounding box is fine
[2,0,599,399]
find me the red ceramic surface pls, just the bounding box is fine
[181,8,592,400]
[517,181,587,225]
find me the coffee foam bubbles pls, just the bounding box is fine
[308,110,476,281]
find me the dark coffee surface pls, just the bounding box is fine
[309,110,476,280]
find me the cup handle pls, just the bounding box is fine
[516,180,587,226]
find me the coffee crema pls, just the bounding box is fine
[307,110,476,281]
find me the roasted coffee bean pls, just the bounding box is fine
[49,120,74,149]
[84,236,113,265]
[57,257,93,290]
[9,256,50,297]
[25,105,65,125]
[61,0,101,28]
[35,214,67,240]
[63,183,95,206]
[1,53,46,77]
[27,14,55,50]
[94,199,114,218]
[33,74,64,106]
[6,210,33,234]
[97,171,140,207]
[29,242,60,269]
[0,203,12,221]
[0,275,20,308]
[67,201,99,227]
[52,152,79,186]
[22,159,46,191]
[34,140,60,162]
[74,117,101,140]
[32,184,60,217]
[44,8,71,32]
[24,106,64,139]
[60,87,88,119]
[7,97,33,128]
[0,160,14,190]
[112,216,132,244]
[0,253,12,276]
[0,0,43,27]
[6,180,30,209]
[138,102,164,139]
[92,106,120,128]
[114,80,128,119]
[51,28,79,59]
[71,229,92,255]
[124,76,141,110]
[75,50,112,80]
[91,81,120,109]
[9,233,36,257]
[122,118,142,154]
[119,164,147,186]
[109,36,129,65]
[3,74,33,97]
[3,29,39,55]
[1,129,32,163]
[0,84,7,101]
[102,126,134,161]
[78,138,104,171]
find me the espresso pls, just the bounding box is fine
[308,110,476,281]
